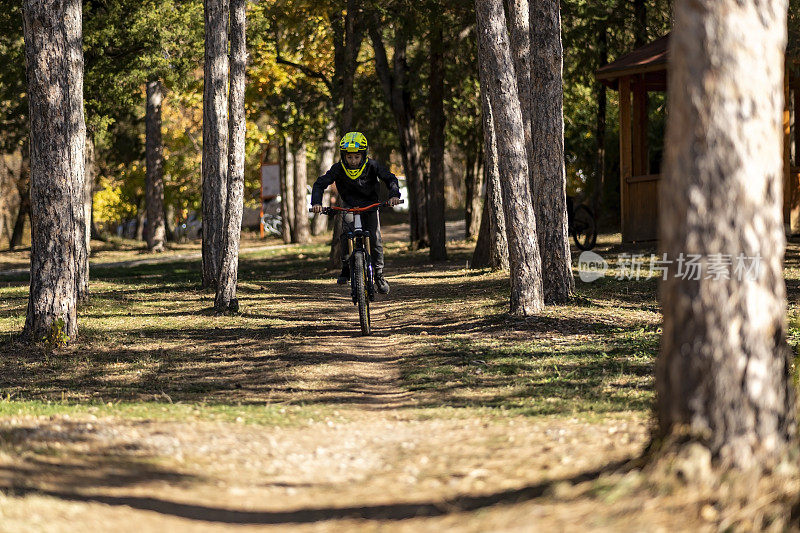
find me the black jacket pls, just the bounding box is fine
[311,158,401,207]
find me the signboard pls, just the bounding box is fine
[261,162,280,200]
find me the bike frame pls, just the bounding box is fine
[345,210,375,303]
[315,202,386,303]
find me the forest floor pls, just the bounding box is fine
[0,223,798,531]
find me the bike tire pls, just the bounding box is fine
[352,251,371,336]
[572,205,598,251]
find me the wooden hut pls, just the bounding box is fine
[595,33,800,242]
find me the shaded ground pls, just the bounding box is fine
[0,229,796,531]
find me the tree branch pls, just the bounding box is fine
[275,54,334,95]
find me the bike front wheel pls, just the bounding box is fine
[352,251,371,336]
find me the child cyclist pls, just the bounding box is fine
[311,132,402,294]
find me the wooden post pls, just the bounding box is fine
[792,82,800,234]
[619,76,632,241]
[632,75,649,177]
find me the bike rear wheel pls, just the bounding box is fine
[572,205,597,251]
[352,251,371,336]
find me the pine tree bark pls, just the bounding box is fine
[427,19,447,260]
[215,0,246,313]
[472,65,508,271]
[507,0,534,185]
[292,141,310,244]
[22,0,85,342]
[530,0,574,304]
[145,80,166,253]
[656,0,795,470]
[476,0,543,315]
[201,0,229,289]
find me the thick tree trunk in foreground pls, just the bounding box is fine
[427,20,447,260]
[215,0,246,312]
[292,141,310,244]
[145,80,166,253]
[530,0,574,304]
[201,0,229,289]
[476,0,543,315]
[22,0,85,342]
[656,0,795,470]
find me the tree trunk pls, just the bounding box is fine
[590,26,607,218]
[656,0,794,470]
[427,19,447,260]
[633,0,647,47]
[84,136,96,252]
[292,141,310,244]
[370,22,429,248]
[145,80,166,253]
[22,0,85,342]
[135,197,146,241]
[280,137,295,244]
[507,0,534,186]
[530,0,574,304]
[215,0,246,312]
[341,0,363,132]
[165,203,176,242]
[10,159,29,251]
[471,159,508,270]
[201,0,229,289]
[476,0,543,315]
[464,141,483,240]
[313,120,336,236]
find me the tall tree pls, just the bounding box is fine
[507,0,534,185]
[476,0,543,315]
[145,80,166,253]
[656,0,795,470]
[530,0,574,304]
[312,121,335,236]
[590,24,608,218]
[215,0,246,312]
[22,0,86,341]
[280,136,295,244]
[369,16,429,248]
[201,0,229,289]
[292,140,310,244]
[472,64,508,271]
[427,15,447,260]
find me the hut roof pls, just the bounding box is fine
[595,34,670,91]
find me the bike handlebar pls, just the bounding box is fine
[310,199,404,215]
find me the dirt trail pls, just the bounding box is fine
[0,226,675,532]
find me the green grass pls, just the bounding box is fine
[1,233,797,426]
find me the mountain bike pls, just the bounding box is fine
[567,196,598,251]
[312,200,402,336]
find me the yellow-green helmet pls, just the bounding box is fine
[340,131,368,179]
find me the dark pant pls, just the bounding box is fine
[341,209,384,271]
